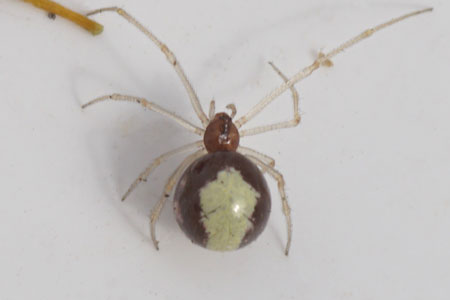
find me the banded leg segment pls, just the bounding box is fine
[82,93,204,136]
[150,149,207,250]
[86,7,210,127]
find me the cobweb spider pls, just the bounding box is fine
[82,7,432,255]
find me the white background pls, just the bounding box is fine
[1,0,449,299]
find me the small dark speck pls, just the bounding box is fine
[48,12,56,20]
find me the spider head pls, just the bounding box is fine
[203,112,240,153]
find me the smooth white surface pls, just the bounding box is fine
[1,0,449,299]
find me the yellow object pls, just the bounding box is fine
[23,0,103,35]
[200,168,259,251]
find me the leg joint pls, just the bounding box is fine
[161,44,177,65]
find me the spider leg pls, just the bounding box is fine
[150,148,207,250]
[237,146,275,169]
[82,93,204,136]
[121,141,203,201]
[245,154,292,256]
[234,8,432,129]
[86,7,210,127]
[240,61,300,137]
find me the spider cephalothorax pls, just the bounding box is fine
[204,112,240,153]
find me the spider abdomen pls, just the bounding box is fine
[173,151,271,251]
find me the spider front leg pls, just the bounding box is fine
[235,8,432,131]
[246,154,292,256]
[86,7,210,127]
[150,149,206,250]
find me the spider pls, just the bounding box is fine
[81,7,432,255]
